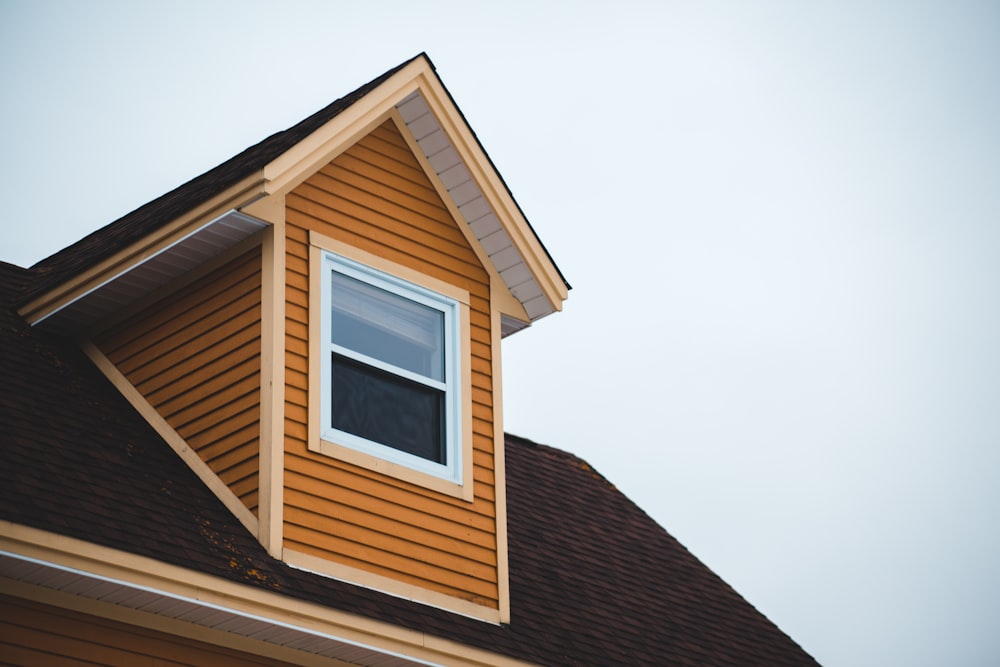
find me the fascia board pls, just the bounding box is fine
[260,59,432,197]
[19,173,267,326]
[383,109,530,326]
[0,522,542,667]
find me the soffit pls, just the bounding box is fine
[28,210,266,336]
[394,91,545,337]
[0,552,440,667]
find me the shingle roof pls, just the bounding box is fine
[18,53,568,310]
[18,56,419,305]
[0,261,817,666]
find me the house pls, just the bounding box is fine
[0,54,818,666]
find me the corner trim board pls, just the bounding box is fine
[255,205,287,558]
[489,301,512,625]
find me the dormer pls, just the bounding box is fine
[18,54,568,623]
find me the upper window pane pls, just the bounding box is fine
[331,271,445,381]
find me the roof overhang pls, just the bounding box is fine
[19,172,269,336]
[25,210,267,336]
[19,55,567,338]
[0,523,536,667]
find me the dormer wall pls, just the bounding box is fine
[38,57,569,627]
[280,118,504,613]
[93,248,263,517]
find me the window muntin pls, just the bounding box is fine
[321,252,462,481]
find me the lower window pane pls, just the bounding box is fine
[331,353,445,463]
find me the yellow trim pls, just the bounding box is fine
[258,57,565,319]
[19,173,266,325]
[307,231,475,502]
[398,67,568,312]
[81,342,260,538]
[264,106,399,197]
[1,522,541,667]
[386,109,529,324]
[251,198,287,558]
[283,548,501,624]
[490,301,512,625]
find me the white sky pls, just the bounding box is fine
[3,2,999,665]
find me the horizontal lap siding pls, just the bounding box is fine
[96,251,262,516]
[284,119,499,607]
[0,595,299,667]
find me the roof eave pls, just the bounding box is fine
[18,173,268,334]
[0,524,537,667]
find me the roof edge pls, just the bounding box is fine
[1,522,541,667]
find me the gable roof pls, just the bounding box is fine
[17,53,568,337]
[0,261,817,666]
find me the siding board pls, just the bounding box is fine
[100,256,260,360]
[283,118,499,608]
[97,251,262,516]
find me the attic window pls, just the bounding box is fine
[320,252,463,482]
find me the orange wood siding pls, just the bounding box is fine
[285,119,499,607]
[0,594,300,667]
[95,250,263,515]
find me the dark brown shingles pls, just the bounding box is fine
[17,53,570,310]
[17,55,424,306]
[0,259,818,665]
[503,434,820,665]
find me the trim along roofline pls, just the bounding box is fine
[19,54,568,339]
[0,522,539,667]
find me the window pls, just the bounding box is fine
[320,251,463,482]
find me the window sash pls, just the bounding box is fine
[320,251,461,481]
[330,270,445,381]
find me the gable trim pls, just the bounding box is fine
[386,109,528,325]
[392,75,567,321]
[257,56,566,331]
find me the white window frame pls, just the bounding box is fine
[308,232,473,499]
[320,251,462,481]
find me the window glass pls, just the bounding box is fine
[331,271,444,381]
[321,251,461,481]
[331,353,445,463]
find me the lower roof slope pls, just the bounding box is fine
[0,262,817,666]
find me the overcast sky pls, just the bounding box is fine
[3,2,999,665]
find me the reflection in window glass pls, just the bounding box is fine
[331,272,444,381]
